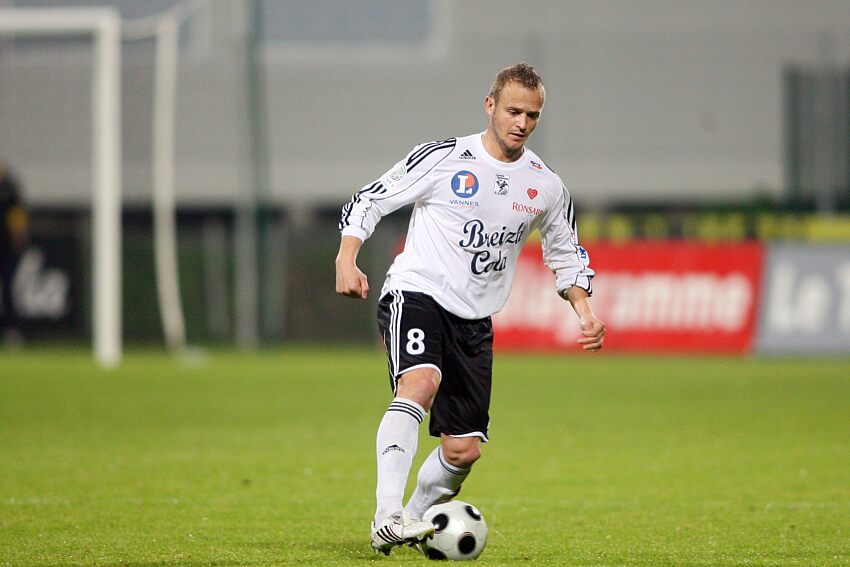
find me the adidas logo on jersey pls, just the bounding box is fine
[459,149,476,160]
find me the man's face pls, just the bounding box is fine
[485,81,544,160]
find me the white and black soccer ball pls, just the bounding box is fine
[421,500,488,561]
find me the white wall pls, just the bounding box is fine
[266,0,850,209]
[2,0,849,210]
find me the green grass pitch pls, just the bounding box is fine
[1,347,849,565]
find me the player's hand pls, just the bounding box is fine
[577,316,605,352]
[335,262,369,299]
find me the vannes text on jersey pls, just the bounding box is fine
[459,219,525,275]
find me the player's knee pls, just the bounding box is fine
[442,441,481,468]
[397,368,441,409]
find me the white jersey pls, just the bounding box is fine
[340,132,594,320]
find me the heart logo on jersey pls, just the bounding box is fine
[527,188,538,200]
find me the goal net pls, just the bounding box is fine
[0,0,247,367]
[0,7,122,367]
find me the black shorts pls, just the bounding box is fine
[377,290,493,441]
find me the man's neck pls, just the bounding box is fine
[481,130,524,163]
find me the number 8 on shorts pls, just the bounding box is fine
[406,328,425,355]
[377,290,444,389]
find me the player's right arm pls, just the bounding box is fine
[338,138,455,240]
[336,139,456,300]
[335,235,369,299]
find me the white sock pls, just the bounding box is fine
[404,446,471,520]
[374,397,426,525]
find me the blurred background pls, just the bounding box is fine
[1,0,849,360]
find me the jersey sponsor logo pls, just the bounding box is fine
[527,187,539,200]
[451,170,479,198]
[512,202,543,216]
[458,219,526,275]
[459,149,476,159]
[380,162,407,189]
[494,174,510,196]
[530,160,543,171]
[577,245,588,261]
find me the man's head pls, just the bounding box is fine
[488,62,545,105]
[483,63,546,162]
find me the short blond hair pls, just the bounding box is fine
[488,62,545,102]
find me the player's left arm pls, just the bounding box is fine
[537,179,604,351]
[562,286,605,352]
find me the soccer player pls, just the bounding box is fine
[336,63,605,555]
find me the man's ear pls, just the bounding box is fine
[484,96,495,117]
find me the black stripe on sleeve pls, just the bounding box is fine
[339,139,455,230]
[405,139,449,165]
[407,140,455,173]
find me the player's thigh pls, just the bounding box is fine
[428,315,494,441]
[377,290,445,394]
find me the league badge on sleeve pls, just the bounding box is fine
[380,162,407,189]
[494,174,510,196]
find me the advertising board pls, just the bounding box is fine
[756,244,850,354]
[495,241,765,353]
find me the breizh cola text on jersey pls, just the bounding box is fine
[339,132,594,320]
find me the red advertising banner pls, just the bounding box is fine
[494,240,765,354]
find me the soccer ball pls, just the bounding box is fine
[420,500,488,560]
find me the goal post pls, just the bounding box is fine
[0,8,123,368]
